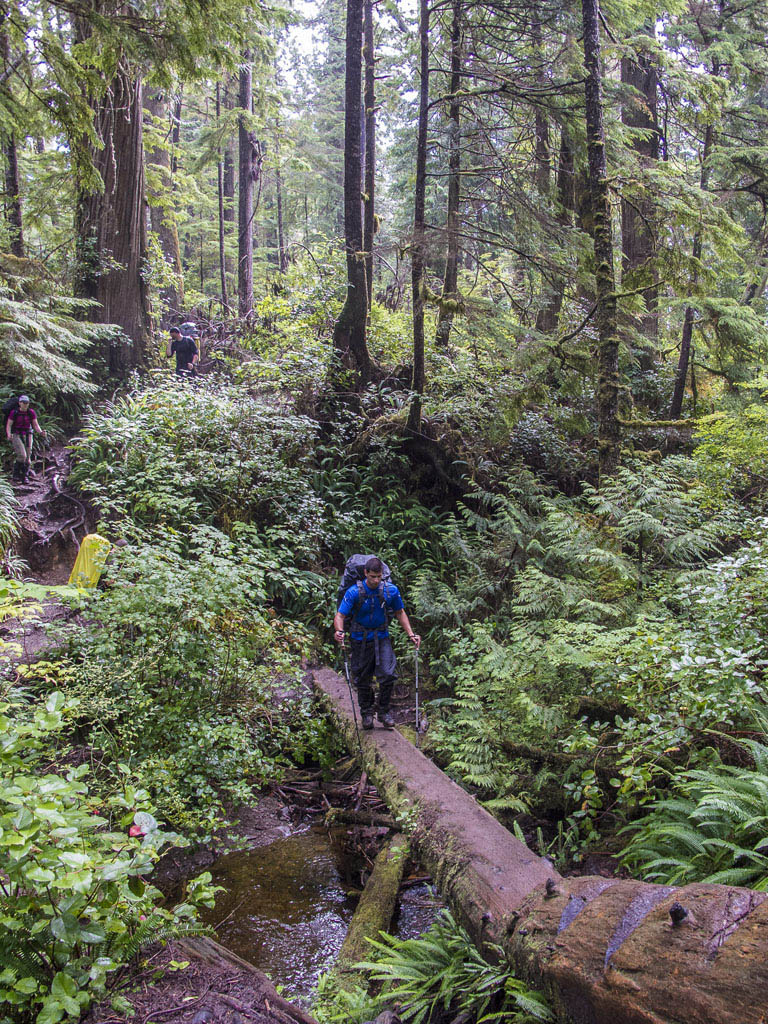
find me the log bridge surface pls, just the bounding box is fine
[312,668,768,1024]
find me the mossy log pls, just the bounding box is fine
[312,668,768,1024]
[335,833,410,991]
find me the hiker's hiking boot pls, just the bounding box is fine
[361,712,374,731]
[378,709,395,730]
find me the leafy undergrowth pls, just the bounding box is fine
[314,909,552,1024]
[7,370,768,1024]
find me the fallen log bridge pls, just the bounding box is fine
[312,668,768,1024]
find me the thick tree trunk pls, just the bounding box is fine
[313,667,768,1024]
[144,88,183,313]
[238,58,254,317]
[407,0,429,433]
[0,28,23,258]
[362,0,375,310]
[435,0,462,350]
[331,0,373,387]
[75,69,152,374]
[581,0,619,480]
[621,45,659,361]
[335,834,409,991]
[216,83,229,311]
[669,123,713,419]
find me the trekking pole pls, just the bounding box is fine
[342,646,366,768]
[414,645,420,733]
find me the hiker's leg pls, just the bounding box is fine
[11,435,26,480]
[11,434,26,463]
[375,638,398,712]
[351,640,376,713]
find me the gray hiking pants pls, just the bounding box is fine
[351,636,398,713]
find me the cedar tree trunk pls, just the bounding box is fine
[76,69,152,374]
[314,667,768,1024]
[331,0,373,387]
[216,82,229,311]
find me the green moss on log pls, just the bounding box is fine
[335,833,410,991]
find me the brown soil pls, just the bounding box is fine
[10,440,93,580]
[84,940,280,1024]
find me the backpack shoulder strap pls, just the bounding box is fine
[349,580,366,631]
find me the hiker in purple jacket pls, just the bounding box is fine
[6,395,45,482]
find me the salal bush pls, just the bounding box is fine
[41,527,323,835]
[70,377,326,547]
[0,689,214,1024]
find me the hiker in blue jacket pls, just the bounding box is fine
[333,556,421,730]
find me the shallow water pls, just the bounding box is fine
[200,824,441,1006]
[200,826,358,1004]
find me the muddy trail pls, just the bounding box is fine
[10,439,91,583]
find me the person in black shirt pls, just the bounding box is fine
[166,327,199,377]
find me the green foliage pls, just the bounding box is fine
[620,741,768,889]
[693,380,768,507]
[354,909,552,1024]
[39,528,320,835]
[0,257,99,405]
[70,377,326,545]
[0,687,214,1024]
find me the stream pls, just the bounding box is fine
[199,824,438,1005]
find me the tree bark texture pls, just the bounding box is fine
[335,833,409,991]
[331,0,372,387]
[0,28,23,258]
[581,0,619,481]
[435,0,462,350]
[216,83,229,311]
[620,46,659,357]
[75,69,151,374]
[669,123,713,419]
[2,130,24,258]
[407,0,429,433]
[313,667,768,1024]
[363,0,375,309]
[238,58,254,317]
[144,88,183,313]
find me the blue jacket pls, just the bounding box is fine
[338,581,404,640]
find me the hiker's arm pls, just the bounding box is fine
[33,415,44,436]
[192,346,199,366]
[333,610,346,645]
[166,339,174,357]
[395,609,421,649]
